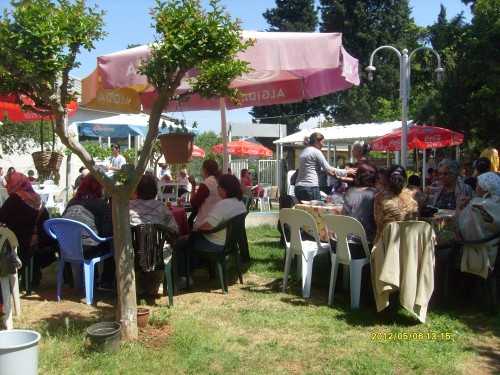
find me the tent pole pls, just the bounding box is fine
[456,145,460,162]
[219,98,229,173]
[333,145,337,166]
[228,123,232,168]
[98,136,102,146]
[327,141,331,163]
[128,134,131,150]
[348,145,353,163]
[422,148,427,189]
[107,137,111,148]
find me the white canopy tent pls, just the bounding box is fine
[274,120,409,165]
[274,120,406,146]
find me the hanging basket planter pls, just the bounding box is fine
[159,133,194,164]
[32,151,64,179]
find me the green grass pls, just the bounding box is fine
[19,226,500,374]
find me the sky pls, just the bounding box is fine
[0,0,472,133]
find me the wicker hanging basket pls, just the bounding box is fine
[32,151,64,178]
[159,133,194,164]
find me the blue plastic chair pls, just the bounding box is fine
[43,218,113,305]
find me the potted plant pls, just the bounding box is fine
[158,119,197,164]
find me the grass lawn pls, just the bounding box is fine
[15,226,500,374]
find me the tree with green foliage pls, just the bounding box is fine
[0,119,54,156]
[250,0,319,135]
[416,0,499,152]
[0,0,250,339]
[319,0,425,123]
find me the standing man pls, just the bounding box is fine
[107,144,127,174]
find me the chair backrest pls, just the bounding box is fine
[43,218,103,262]
[0,227,20,277]
[279,208,322,252]
[224,213,248,255]
[131,224,169,272]
[323,215,370,263]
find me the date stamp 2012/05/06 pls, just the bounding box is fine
[370,331,453,341]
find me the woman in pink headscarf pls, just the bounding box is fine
[0,172,56,287]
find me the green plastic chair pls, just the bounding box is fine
[186,213,247,293]
[131,224,174,306]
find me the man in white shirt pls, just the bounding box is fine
[107,144,127,174]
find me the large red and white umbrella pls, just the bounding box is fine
[371,125,464,151]
[212,140,273,158]
[371,124,464,188]
[0,94,78,122]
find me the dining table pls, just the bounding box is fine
[294,202,343,242]
[424,209,457,247]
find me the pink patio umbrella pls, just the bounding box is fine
[81,31,360,169]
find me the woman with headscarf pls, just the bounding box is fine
[64,175,113,257]
[63,174,114,287]
[458,172,500,279]
[0,172,55,286]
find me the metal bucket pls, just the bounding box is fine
[86,322,121,352]
[0,329,41,375]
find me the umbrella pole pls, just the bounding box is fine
[219,98,229,172]
[422,148,427,190]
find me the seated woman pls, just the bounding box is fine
[458,172,500,278]
[174,174,247,284]
[427,159,473,210]
[0,172,56,287]
[63,175,114,285]
[374,165,419,243]
[129,174,178,233]
[129,174,178,296]
[190,159,221,230]
[341,162,377,258]
[64,175,112,253]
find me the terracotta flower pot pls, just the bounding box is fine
[159,133,194,164]
[137,307,150,328]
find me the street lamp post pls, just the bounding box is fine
[366,46,444,168]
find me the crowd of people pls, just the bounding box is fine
[291,132,500,280]
[0,157,248,297]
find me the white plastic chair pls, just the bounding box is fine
[279,208,331,298]
[324,214,371,309]
[258,186,272,211]
[0,227,21,329]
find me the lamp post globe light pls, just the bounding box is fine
[366,46,444,168]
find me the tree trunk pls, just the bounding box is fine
[111,189,138,340]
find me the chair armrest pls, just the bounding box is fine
[195,220,229,235]
[456,230,500,246]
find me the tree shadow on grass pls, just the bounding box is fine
[36,310,115,339]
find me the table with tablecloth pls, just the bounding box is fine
[294,203,343,241]
[424,209,457,247]
[168,206,189,236]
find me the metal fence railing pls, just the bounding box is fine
[258,160,277,186]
